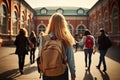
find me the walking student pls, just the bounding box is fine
[96,29,112,72]
[81,30,95,71]
[29,31,37,64]
[38,13,76,80]
[14,28,29,74]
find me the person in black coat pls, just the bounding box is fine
[96,29,112,72]
[29,31,37,64]
[14,28,29,74]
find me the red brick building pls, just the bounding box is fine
[0,0,120,47]
[88,0,120,46]
[0,0,34,46]
[34,7,89,36]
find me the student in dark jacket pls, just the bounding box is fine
[14,28,29,74]
[96,29,112,72]
[29,31,37,64]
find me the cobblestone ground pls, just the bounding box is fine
[0,46,120,80]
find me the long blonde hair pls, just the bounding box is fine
[45,13,75,47]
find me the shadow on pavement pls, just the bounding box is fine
[106,46,120,63]
[24,65,38,75]
[0,68,21,80]
[98,69,110,80]
[83,71,94,80]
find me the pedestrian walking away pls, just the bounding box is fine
[81,30,96,71]
[37,13,76,80]
[29,31,37,64]
[96,28,112,72]
[14,28,30,74]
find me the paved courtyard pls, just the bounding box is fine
[0,46,120,80]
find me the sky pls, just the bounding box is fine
[25,0,98,9]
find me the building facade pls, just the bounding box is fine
[34,7,89,37]
[88,0,120,46]
[0,0,34,46]
[0,0,120,47]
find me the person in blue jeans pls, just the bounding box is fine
[96,29,111,72]
[38,13,76,80]
[81,30,96,71]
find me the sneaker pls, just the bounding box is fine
[103,69,106,72]
[20,69,24,74]
[96,66,100,69]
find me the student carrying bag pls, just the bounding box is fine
[37,35,67,77]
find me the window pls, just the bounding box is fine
[77,8,84,15]
[77,26,85,36]
[104,12,109,32]
[112,7,119,34]
[40,8,47,15]
[57,8,63,14]
[21,15,25,28]
[0,4,8,34]
[68,24,73,35]
[98,15,101,29]
[38,25,46,35]
[12,10,18,34]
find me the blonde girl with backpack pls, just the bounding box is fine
[38,13,76,80]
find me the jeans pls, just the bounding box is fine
[98,50,107,70]
[30,48,36,64]
[84,49,93,69]
[18,54,25,70]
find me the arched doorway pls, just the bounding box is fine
[76,25,86,36]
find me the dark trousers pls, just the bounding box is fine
[18,54,25,70]
[43,67,68,80]
[98,50,107,70]
[75,43,79,52]
[30,48,36,64]
[84,49,93,69]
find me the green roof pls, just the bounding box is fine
[34,7,89,16]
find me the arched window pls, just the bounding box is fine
[12,10,18,34]
[77,25,85,36]
[21,15,25,28]
[56,8,64,14]
[38,25,46,35]
[28,19,31,36]
[77,8,85,15]
[104,12,109,32]
[98,15,101,29]
[112,7,119,34]
[0,3,8,34]
[68,24,73,35]
[40,8,47,15]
